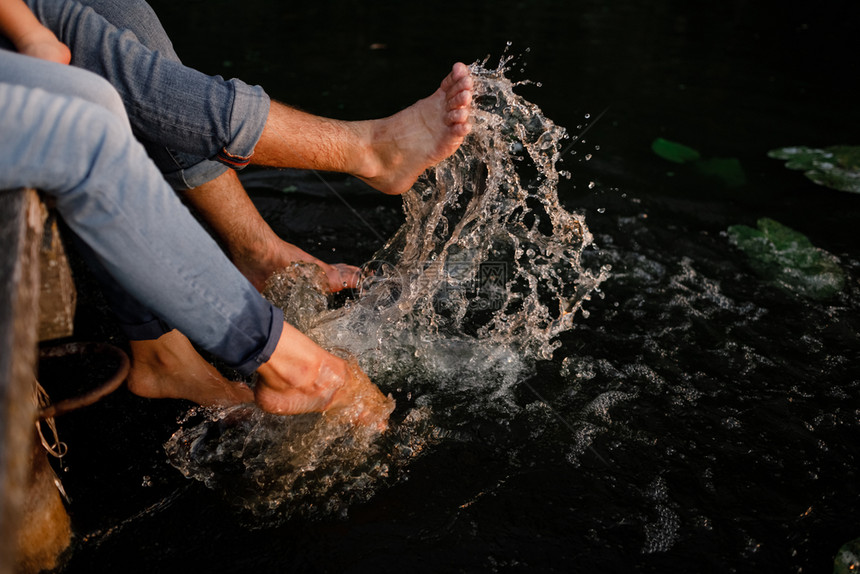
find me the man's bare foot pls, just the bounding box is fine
[231,227,361,293]
[127,330,254,406]
[358,62,474,195]
[254,63,473,196]
[183,170,360,293]
[254,322,394,429]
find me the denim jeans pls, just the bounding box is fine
[0,50,282,374]
[23,0,271,190]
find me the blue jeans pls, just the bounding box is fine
[0,50,282,374]
[23,0,271,190]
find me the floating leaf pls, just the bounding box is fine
[727,217,845,300]
[834,537,860,574]
[768,145,860,193]
[651,138,701,164]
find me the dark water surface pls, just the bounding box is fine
[51,1,859,572]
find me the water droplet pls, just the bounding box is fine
[506,41,512,47]
[597,207,605,213]
[585,154,593,161]
[594,145,601,151]
[584,113,591,119]
[588,182,596,189]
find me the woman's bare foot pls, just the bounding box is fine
[357,62,474,195]
[254,322,394,429]
[127,330,254,406]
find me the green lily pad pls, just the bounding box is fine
[727,217,845,300]
[652,138,701,164]
[769,145,860,193]
[834,537,860,574]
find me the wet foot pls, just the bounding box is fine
[230,226,361,293]
[358,62,474,195]
[127,330,254,406]
[181,170,359,293]
[254,323,394,430]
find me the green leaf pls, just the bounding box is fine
[834,537,860,574]
[727,218,845,300]
[651,138,701,164]
[769,145,860,193]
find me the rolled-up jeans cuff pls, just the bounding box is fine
[232,306,284,376]
[163,157,230,190]
[216,80,270,169]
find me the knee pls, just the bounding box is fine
[82,0,177,55]
[82,74,127,121]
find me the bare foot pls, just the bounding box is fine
[358,62,474,195]
[231,228,360,293]
[254,322,394,429]
[127,330,254,406]
[183,170,360,293]
[253,63,473,196]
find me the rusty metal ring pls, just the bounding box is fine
[38,342,129,419]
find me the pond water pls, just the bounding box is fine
[50,1,859,573]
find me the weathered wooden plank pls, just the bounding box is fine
[37,206,76,342]
[0,188,43,574]
[1,189,74,574]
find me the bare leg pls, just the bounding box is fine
[252,63,474,196]
[126,330,254,406]
[255,322,394,428]
[183,170,360,292]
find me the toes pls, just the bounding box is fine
[334,263,362,289]
[441,62,471,91]
[450,62,470,81]
[445,107,471,127]
[447,89,472,111]
[322,262,361,292]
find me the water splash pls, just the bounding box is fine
[165,55,609,521]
